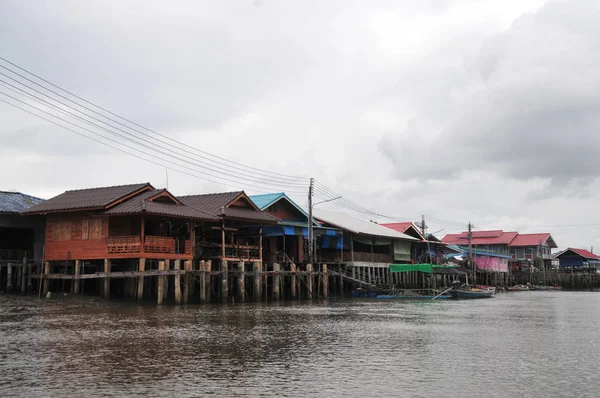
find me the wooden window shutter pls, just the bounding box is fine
[51,222,59,241]
[82,220,89,240]
[63,222,72,241]
[90,219,103,239]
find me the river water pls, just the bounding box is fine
[1,291,599,397]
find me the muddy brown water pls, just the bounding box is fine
[1,292,599,397]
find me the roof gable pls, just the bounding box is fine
[509,233,557,248]
[0,191,44,213]
[249,192,317,224]
[556,248,600,260]
[178,191,277,223]
[381,222,425,240]
[22,183,153,214]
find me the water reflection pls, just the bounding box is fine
[2,293,600,397]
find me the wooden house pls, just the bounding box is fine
[249,192,342,264]
[381,222,448,264]
[555,248,600,270]
[0,191,45,262]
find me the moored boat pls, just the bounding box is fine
[506,284,531,291]
[448,286,496,299]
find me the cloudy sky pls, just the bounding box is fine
[1,0,599,250]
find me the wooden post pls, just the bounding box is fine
[259,228,263,263]
[103,259,110,299]
[183,260,192,304]
[253,262,261,301]
[317,264,321,297]
[322,264,328,298]
[206,260,212,302]
[290,263,297,299]
[221,222,226,259]
[220,260,228,302]
[157,260,165,305]
[27,257,32,293]
[199,260,206,302]
[164,259,170,298]
[137,258,146,301]
[174,259,182,304]
[273,263,281,301]
[43,261,50,295]
[238,261,245,302]
[6,263,13,293]
[21,257,27,294]
[73,259,80,294]
[307,263,314,299]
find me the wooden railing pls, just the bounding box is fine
[106,236,142,254]
[344,251,392,264]
[106,236,191,255]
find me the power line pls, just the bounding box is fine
[0,93,309,195]
[0,57,308,183]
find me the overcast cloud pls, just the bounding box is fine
[2,0,600,250]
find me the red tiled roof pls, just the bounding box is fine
[442,230,518,245]
[561,248,600,260]
[509,233,556,248]
[381,222,426,240]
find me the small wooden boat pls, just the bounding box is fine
[506,284,531,291]
[449,286,496,299]
[530,285,561,291]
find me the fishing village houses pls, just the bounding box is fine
[1,181,599,301]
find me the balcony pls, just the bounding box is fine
[106,236,191,257]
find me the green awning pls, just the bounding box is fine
[389,263,456,274]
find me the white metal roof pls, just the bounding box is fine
[313,209,417,241]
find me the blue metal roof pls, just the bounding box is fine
[249,192,286,210]
[0,191,45,213]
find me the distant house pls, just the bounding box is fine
[442,230,558,272]
[0,191,45,261]
[381,222,446,264]
[554,248,600,270]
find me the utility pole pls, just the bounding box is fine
[468,222,473,284]
[308,178,314,265]
[540,240,546,285]
[421,214,426,238]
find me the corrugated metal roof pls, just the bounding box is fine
[381,222,425,240]
[556,248,600,260]
[104,189,219,221]
[442,230,518,245]
[313,209,417,241]
[508,233,557,248]
[22,183,153,214]
[0,191,45,213]
[249,192,285,210]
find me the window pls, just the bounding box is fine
[82,219,103,240]
[51,221,72,241]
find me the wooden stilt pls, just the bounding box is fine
[103,259,110,299]
[27,258,32,293]
[322,264,328,298]
[73,259,80,294]
[199,260,207,302]
[164,259,170,299]
[206,260,212,302]
[290,263,297,299]
[157,260,165,305]
[183,260,192,304]
[137,258,146,301]
[238,261,245,302]
[273,263,281,301]
[43,261,50,295]
[174,259,182,304]
[220,260,228,302]
[6,263,13,293]
[253,262,261,301]
[307,263,314,298]
[20,257,27,294]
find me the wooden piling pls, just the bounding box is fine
[27,259,32,293]
[137,258,145,301]
[290,263,297,299]
[199,260,207,302]
[20,257,27,294]
[220,260,228,302]
[174,259,182,304]
[322,264,328,298]
[157,260,165,305]
[307,263,314,298]
[6,263,13,293]
[183,260,192,304]
[103,259,110,299]
[238,261,245,303]
[73,259,80,294]
[206,260,212,302]
[164,259,170,298]
[273,263,281,301]
[43,261,50,295]
[253,262,261,301]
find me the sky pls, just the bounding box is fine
[1,0,599,251]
